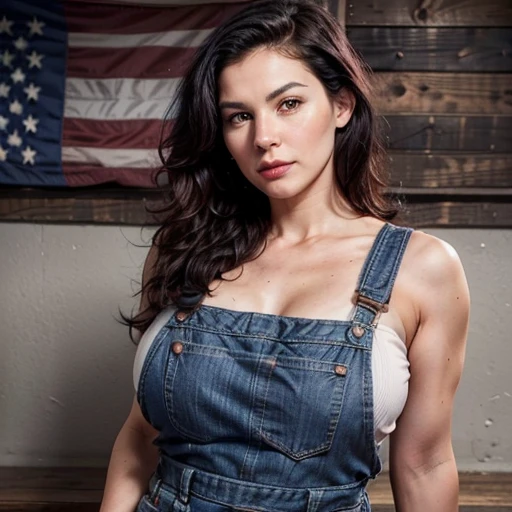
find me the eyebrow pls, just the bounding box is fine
[218,81,308,110]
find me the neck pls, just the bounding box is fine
[268,185,358,243]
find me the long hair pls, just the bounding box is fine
[124,0,399,339]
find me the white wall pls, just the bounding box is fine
[0,223,510,470]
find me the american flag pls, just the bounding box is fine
[0,0,250,187]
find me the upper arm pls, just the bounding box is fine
[128,238,161,436]
[133,238,161,341]
[390,233,470,472]
[125,394,159,440]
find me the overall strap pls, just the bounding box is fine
[352,223,413,328]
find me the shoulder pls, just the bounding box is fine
[403,229,465,285]
[400,228,470,336]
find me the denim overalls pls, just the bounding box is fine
[136,222,413,512]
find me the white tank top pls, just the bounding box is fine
[133,306,410,445]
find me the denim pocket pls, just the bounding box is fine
[259,356,349,460]
[165,343,273,442]
[165,340,349,460]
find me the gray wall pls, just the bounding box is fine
[0,223,510,470]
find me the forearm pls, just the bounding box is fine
[390,458,459,512]
[100,423,159,512]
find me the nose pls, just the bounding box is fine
[253,114,281,151]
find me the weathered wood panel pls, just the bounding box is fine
[388,152,512,188]
[396,201,512,227]
[0,188,159,225]
[1,193,510,227]
[346,0,512,27]
[374,73,512,116]
[382,115,511,152]
[1,468,511,510]
[347,28,512,72]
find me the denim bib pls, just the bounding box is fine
[136,222,413,512]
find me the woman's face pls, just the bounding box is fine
[218,47,354,201]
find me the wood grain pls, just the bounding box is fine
[374,73,512,116]
[382,115,511,152]
[1,468,511,511]
[388,152,512,188]
[346,0,512,27]
[346,27,512,72]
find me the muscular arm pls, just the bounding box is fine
[100,243,161,512]
[389,233,470,511]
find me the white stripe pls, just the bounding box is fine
[68,29,213,48]
[62,147,160,168]
[65,78,180,120]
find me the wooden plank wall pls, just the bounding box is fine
[343,0,512,227]
[0,0,510,227]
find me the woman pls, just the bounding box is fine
[100,1,469,510]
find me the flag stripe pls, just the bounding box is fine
[63,164,156,187]
[64,2,244,33]
[62,146,160,168]
[63,119,165,148]
[66,46,197,79]
[65,77,181,102]
[65,97,169,120]
[68,29,213,49]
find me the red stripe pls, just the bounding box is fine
[63,119,170,149]
[64,2,247,34]
[63,165,157,187]
[67,46,197,78]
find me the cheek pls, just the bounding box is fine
[289,110,336,154]
[223,128,247,158]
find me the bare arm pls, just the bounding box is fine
[99,397,160,512]
[100,243,161,511]
[389,233,470,511]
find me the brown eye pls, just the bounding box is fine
[229,112,251,124]
[281,99,301,111]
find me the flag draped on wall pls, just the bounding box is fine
[0,0,250,187]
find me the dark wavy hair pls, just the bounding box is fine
[124,0,399,339]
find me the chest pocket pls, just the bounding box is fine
[165,339,350,461]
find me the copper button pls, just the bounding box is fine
[172,342,184,355]
[175,311,188,322]
[334,365,347,376]
[352,325,365,338]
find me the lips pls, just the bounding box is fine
[257,160,293,172]
[258,162,293,180]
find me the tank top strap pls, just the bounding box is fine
[351,222,413,328]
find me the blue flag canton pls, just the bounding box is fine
[0,0,67,186]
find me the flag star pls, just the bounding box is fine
[26,50,43,69]
[1,50,15,68]
[0,115,9,130]
[24,82,41,102]
[0,82,10,98]
[7,129,22,147]
[0,16,14,36]
[23,115,39,134]
[0,145,8,162]
[9,99,23,115]
[27,17,45,36]
[22,145,37,165]
[11,68,26,84]
[14,37,28,52]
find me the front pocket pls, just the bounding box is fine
[259,356,349,460]
[165,343,273,442]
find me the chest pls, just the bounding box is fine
[203,237,373,320]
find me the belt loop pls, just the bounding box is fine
[148,473,162,505]
[178,467,195,505]
[306,489,324,512]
